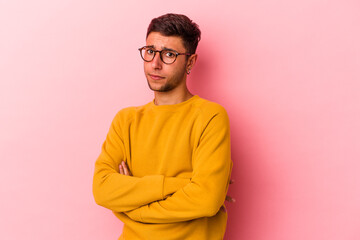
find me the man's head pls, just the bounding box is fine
[146,13,201,55]
[140,13,201,93]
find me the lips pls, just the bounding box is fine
[149,74,165,80]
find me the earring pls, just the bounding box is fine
[187,69,191,75]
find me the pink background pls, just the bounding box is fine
[1,0,359,239]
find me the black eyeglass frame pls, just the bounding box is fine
[138,46,192,64]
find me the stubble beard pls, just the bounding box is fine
[147,78,179,92]
[146,66,187,93]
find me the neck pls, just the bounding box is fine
[154,88,193,105]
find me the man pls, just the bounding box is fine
[93,13,233,240]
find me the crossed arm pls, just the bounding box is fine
[119,161,235,213]
[93,109,234,223]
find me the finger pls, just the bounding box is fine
[122,161,130,176]
[123,161,133,176]
[226,195,236,203]
[226,195,236,202]
[119,164,124,175]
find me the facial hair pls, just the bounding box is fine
[146,64,187,92]
[147,77,181,92]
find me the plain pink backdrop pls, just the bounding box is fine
[1,0,359,239]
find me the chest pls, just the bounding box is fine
[124,112,203,177]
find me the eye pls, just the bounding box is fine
[146,48,154,54]
[164,51,176,58]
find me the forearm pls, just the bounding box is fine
[93,166,162,212]
[124,161,232,223]
[93,155,190,212]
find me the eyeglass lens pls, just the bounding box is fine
[140,47,177,64]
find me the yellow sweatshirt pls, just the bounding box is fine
[93,95,233,240]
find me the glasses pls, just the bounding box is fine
[138,46,192,64]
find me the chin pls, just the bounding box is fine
[147,81,163,92]
[148,82,175,92]
[150,86,172,92]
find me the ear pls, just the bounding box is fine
[186,54,198,72]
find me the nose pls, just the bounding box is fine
[151,52,162,69]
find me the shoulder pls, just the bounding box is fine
[112,102,152,124]
[188,97,230,132]
[190,97,231,140]
[192,97,229,120]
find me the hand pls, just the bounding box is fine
[119,161,132,176]
[221,179,235,213]
[226,179,235,203]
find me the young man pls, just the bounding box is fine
[93,13,233,240]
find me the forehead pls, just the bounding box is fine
[146,32,185,51]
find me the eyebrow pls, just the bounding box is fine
[163,47,177,52]
[145,45,177,52]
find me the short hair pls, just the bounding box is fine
[146,13,201,54]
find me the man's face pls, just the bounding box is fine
[144,32,188,92]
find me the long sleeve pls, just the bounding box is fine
[92,111,190,212]
[124,108,233,223]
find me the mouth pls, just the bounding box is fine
[148,74,165,80]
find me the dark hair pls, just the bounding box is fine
[146,13,201,54]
